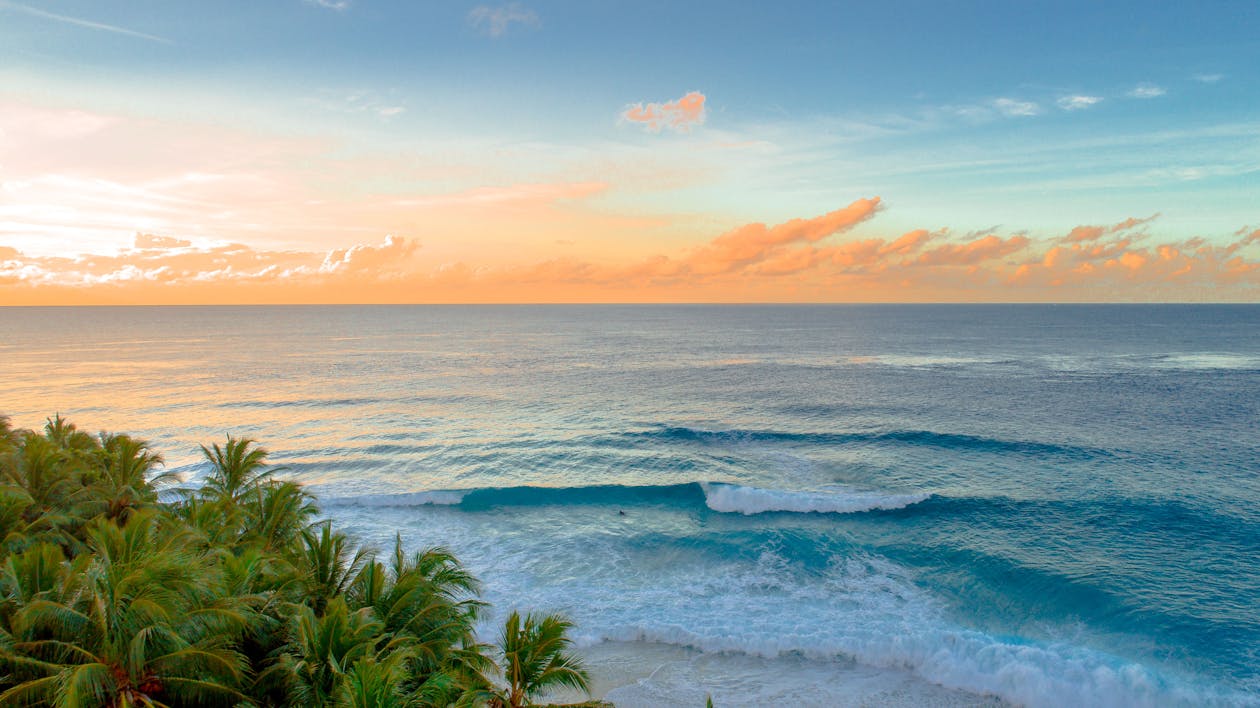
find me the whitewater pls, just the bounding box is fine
[2,304,1258,706]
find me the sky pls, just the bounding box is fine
[1,0,1258,303]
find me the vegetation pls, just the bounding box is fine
[0,414,600,708]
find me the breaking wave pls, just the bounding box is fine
[325,481,931,516]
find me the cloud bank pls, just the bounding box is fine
[3,201,1257,303]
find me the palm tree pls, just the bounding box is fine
[491,611,590,708]
[83,433,177,524]
[1,435,77,518]
[348,537,491,704]
[0,511,249,707]
[264,597,382,708]
[0,542,66,635]
[0,415,17,452]
[351,538,483,642]
[0,434,85,551]
[335,653,415,708]
[218,546,298,705]
[196,435,289,550]
[0,484,35,553]
[200,436,274,507]
[42,415,97,458]
[290,521,370,616]
[244,480,320,553]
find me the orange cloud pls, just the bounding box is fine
[915,234,1030,266]
[3,201,1259,304]
[1064,214,1158,242]
[684,197,881,274]
[622,91,707,133]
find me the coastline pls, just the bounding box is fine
[571,640,1011,707]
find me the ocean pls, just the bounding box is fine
[2,304,1258,706]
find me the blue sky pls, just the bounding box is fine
[1,1,1257,302]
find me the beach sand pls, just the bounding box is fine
[542,641,1010,707]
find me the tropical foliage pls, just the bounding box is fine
[0,414,600,708]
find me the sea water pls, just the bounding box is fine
[2,304,1258,706]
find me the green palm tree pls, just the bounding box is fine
[0,435,86,551]
[243,480,320,553]
[0,484,35,552]
[491,611,590,708]
[265,597,382,708]
[1,435,77,519]
[200,436,274,507]
[348,537,491,704]
[0,542,67,639]
[42,415,97,458]
[83,433,177,524]
[335,653,416,708]
[0,511,248,707]
[218,546,297,705]
[0,415,17,451]
[350,538,482,642]
[291,522,370,616]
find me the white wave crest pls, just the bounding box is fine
[701,482,929,515]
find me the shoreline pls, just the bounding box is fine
[540,640,1011,707]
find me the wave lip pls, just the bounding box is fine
[701,482,929,515]
[325,482,929,516]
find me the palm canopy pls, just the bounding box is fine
[494,611,590,708]
[82,433,176,524]
[265,596,381,708]
[291,521,371,616]
[0,415,597,708]
[0,511,248,707]
[199,436,275,505]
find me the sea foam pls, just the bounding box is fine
[701,482,929,515]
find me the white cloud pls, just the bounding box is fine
[310,90,406,120]
[1128,83,1166,99]
[993,98,1041,117]
[1193,73,1224,84]
[1057,95,1103,111]
[304,0,350,10]
[468,3,540,37]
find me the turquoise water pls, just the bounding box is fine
[2,305,1258,705]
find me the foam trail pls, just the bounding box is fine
[701,482,929,515]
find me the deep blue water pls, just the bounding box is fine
[2,305,1258,705]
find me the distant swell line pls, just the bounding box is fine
[325,482,931,516]
[610,426,1110,459]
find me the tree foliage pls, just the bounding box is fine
[0,417,598,708]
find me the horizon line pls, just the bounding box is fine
[2,301,1258,308]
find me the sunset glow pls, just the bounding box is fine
[2,1,1257,303]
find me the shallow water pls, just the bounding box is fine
[3,304,1258,706]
